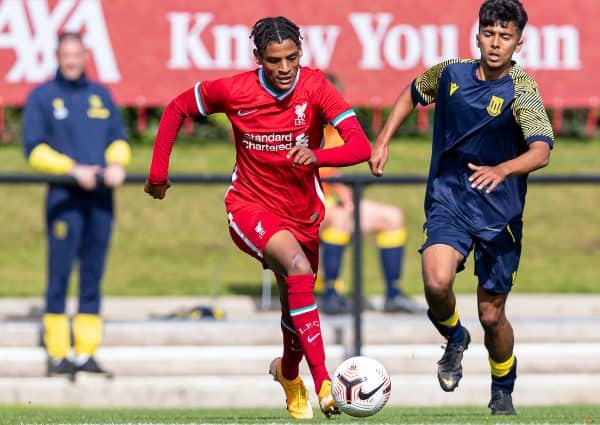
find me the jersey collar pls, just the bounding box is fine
[55,70,89,88]
[258,67,301,101]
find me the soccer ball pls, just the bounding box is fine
[331,356,391,417]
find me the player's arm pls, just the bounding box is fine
[468,81,554,193]
[468,142,550,193]
[145,80,223,199]
[370,86,417,176]
[291,73,370,168]
[308,115,371,167]
[371,59,455,176]
[23,91,99,190]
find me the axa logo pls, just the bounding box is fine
[0,0,120,83]
[295,133,309,147]
[294,102,307,126]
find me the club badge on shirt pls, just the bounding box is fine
[486,95,505,117]
[87,95,110,119]
[52,98,68,120]
[294,102,307,126]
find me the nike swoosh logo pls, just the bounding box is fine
[307,333,321,343]
[357,382,385,400]
[237,109,258,117]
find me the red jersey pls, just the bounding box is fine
[148,66,370,228]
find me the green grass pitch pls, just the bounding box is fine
[1,405,599,424]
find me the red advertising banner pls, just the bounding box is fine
[0,0,598,108]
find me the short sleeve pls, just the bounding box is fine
[313,72,355,128]
[195,78,230,115]
[511,78,555,147]
[411,59,464,106]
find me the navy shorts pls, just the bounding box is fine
[421,202,522,295]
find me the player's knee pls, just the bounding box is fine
[328,212,353,233]
[423,270,453,300]
[389,206,405,229]
[478,305,505,332]
[288,253,313,276]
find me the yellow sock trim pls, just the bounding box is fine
[105,140,131,166]
[438,308,460,327]
[29,144,74,175]
[489,353,515,377]
[73,314,103,356]
[43,314,70,359]
[333,278,346,292]
[376,229,407,248]
[321,228,350,245]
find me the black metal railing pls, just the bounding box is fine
[2,172,600,355]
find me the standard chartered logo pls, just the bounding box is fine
[243,133,294,152]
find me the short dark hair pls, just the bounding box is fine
[479,0,528,34]
[57,31,84,46]
[250,16,302,56]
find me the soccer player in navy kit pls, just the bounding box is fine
[370,0,554,415]
[23,32,131,378]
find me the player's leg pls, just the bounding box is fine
[320,205,351,314]
[422,243,471,391]
[227,206,337,417]
[44,189,81,378]
[75,197,113,376]
[275,273,304,379]
[477,287,516,415]
[360,199,423,313]
[421,204,473,392]
[474,222,522,415]
[264,230,340,417]
[268,273,313,419]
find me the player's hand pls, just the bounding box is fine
[69,164,101,191]
[103,164,126,188]
[369,141,389,177]
[287,146,317,167]
[144,179,171,200]
[468,163,509,193]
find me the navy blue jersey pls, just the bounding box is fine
[412,59,554,230]
[23,71,126,166]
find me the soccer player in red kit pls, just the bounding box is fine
[144,16,371,419]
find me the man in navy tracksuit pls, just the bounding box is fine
[23,32,131,378]
[370,0,554,416]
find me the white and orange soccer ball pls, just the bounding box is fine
[331,356,392,417]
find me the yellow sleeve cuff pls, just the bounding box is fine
[105,140,131,166]
[28,144,74,175]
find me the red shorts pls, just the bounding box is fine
[226,202,320,272]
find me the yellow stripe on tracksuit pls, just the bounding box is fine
[105,139,131,166]
[376,229,407,248]
[321,228,350,245]
[28,144,74,175]
[43,313,70,359]
[489,353,515,377]
[73,314,103,357]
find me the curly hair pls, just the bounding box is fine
[479,0,528,34]
[250,16,302,56]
